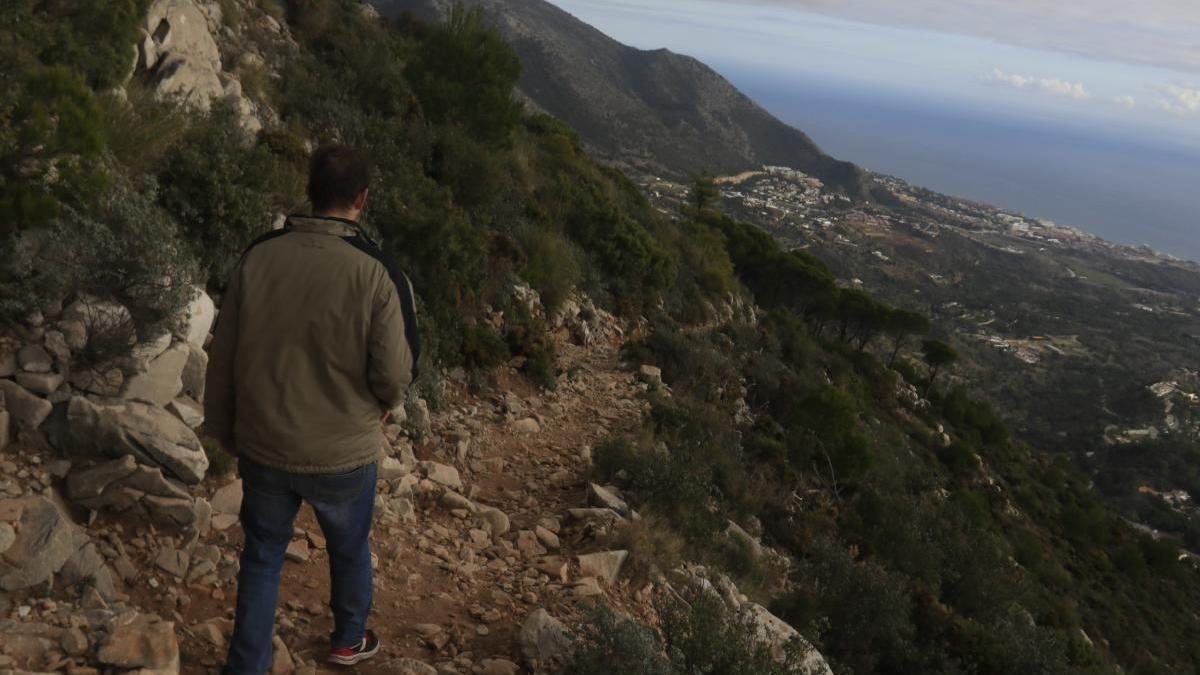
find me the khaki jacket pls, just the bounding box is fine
[204,216,419,474]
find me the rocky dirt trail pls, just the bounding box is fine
[173,333,651,674]
[0,294,831,675]
[0,284,669,675]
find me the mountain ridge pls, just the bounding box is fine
[371,0,882,200]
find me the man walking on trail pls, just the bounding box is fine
[205,145,421,673]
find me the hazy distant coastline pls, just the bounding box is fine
[719,66,1200,263]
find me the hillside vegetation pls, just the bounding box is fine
[1,1,1198,673]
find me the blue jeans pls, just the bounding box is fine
[223,457,378,675]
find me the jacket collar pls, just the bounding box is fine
[285,214,359,237]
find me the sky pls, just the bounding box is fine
[548,0,1200,144]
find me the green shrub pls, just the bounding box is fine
[936,439,980,477]
[4,171,199,350]
[158,104,300,283]
[518,224,580,314]
[788,386,875,482]
[565,592,809,675]
[405,4,523,145]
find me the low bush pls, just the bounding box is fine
[565,591,810,675]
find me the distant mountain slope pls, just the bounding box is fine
[371,0,880,200]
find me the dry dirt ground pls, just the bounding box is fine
[154,335,650,673]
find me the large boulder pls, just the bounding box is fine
[0,496,83,591]
[519,609,572,669]
[63,396,208,484]
[144,0,224,104]
[0,339,17,377]
[587,483,629,516]
[577,550,628,584]
[0,379,53,432]
[123,342,189,406]
[419,461,462,490]
[61,296,134,351]
[741,603,833,675]
[66,455,140,502]
[180,342,208,400]
[178,286,216,346]
[98,612,180,672]
[142,0,260,134]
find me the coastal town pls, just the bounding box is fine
[637,165,1200,553]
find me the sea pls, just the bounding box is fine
[718,68,1200,263]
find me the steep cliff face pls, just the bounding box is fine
[371,0,880,200]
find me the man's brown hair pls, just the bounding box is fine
[307,144,371,212]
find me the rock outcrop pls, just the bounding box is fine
[63,396,208,485]
[140,0,262,133]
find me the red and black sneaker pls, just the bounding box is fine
[328,630,380,666]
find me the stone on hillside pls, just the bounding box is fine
[64,396,208,484]
[211,479,242,515]
[394,439,417,470]
[69,367,125,397]
[62,296,132,338]
[516,530,546,558]
[212,513,239,530]
[194,620,225,648]
[59,319,87,351]
[43,329,70,364]
[61,627,89,657]
[178,286,216,346]
[0,496,82,591]
[67,455,139,501]
[15,371,63,396]
[59,542,111,595]
[124,342,189,406]
[475,658,520,675]
[519,609,572,668]
[285,539,310,563]
[567,508,625,528]
[535,557,570,582]
[145,494,197,527]
[17,344,52,373]
[587,483,629,516]
[0,380,53,432]
[512,417,541,434]
[406,397,432,438]
[535,526,560,550]
[155,545,190,578]
[380,455,410,481]
[98,612,179,671]
[144,0,224,104]
[637,364,663,386]
[180,342,207,400]
[577,550,628,584]
[0,342,16,377]
[742,603,833,675]
[168,394,204,428]
[419,461,462,490]
[573,577,603,597]
[123,464,191,499]
[192,497,212,534]
[395,657,438,675]
[131,332,172,363]
[440,490,475,512]
[271,635,295,675]
[725,521,764,557]
[476,506,510,537]
[0,523,15,555]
